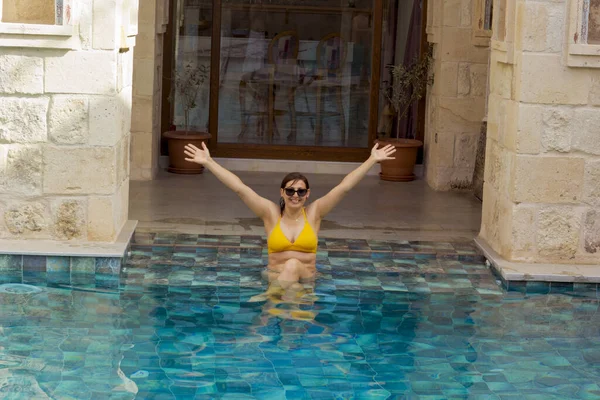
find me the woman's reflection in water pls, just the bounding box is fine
[249,273,328,329]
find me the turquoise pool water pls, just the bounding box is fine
[1,235,600,399]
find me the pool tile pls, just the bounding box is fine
[506,281,527,293]
[549,282,574,294]
[71,257,96,274]
[0,254,22,272]
[526,281,551,294]
[573,283,598,293]
[95,275,120,290]
[71,273,96,286]
[46,256,70,273]
[22,271,47,285]
[22,255,46,273]
[0,273,22,284]
[95,257,122,275]
[47,273,70,287]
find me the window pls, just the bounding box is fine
[472,0,493,46]
[568,0,600,67]
[483,0,493,30]
[0,0,76,49]
[1,0,72,25]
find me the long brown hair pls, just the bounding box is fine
[280,172,309,215]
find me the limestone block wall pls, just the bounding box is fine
[131,0,168,181]
[0,0,137,243]
[424,0,490,190]
[480,0,600,264]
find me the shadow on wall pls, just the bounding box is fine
[471,121,487,201]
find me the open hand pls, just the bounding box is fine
[184,142,211,165]
[371,143,396,162]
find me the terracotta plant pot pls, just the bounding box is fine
[163,130,211,174]
[376,138,423,182]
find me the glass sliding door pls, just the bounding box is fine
[170,0,212,132]
[216,0,374,148]
[164,0,385,160]
[379,0,425,142]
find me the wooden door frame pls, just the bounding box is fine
[416,0,428,164]
[160,0,177,156]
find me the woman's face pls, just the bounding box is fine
[281,179,309,209]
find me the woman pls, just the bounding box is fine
[183,142,396,289]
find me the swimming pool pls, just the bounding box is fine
[1,234,599,399]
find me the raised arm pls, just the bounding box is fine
[311,143,396,219]
[184,143,275,219]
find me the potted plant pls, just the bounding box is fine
[376,44,434,182]
[164,61,211,174]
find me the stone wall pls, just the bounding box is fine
[131,0,168,181]
[0,1,137,243]
[424,0,490,191]
[479,0,600,265]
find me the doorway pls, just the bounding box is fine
[161,0,425,162]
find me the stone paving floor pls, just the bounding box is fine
[129,170,482,242]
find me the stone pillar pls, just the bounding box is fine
[424,0,490,190]
[131,0,168,180]
[0,0,138,246]
[477,0,600,269]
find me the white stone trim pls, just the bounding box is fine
[0,30,80,49]
[567,0,600,67]
[0,220,137,258]
[475,236,600,283]
[570,44,600,55]
[126,0,139,37]
[156,156,427,178]
[490,0,516,64]
[117,0,139,51]
[156,0,169,34]
[426,0,442,44]
[491,39,514,64]
[159,156,381,176]
[472,29,492,47]
[0,23,73,36]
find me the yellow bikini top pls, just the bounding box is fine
[267,208,318,254]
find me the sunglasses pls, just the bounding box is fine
[284,187,308,197]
